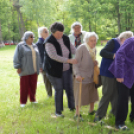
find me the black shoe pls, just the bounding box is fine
[115,124,129,130]
[74,114,84,122]
[88,110,96,115]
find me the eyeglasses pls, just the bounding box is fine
[44,31,48,33]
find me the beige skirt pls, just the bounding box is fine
[74,80,99,106]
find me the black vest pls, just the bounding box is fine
[43,34,72,78]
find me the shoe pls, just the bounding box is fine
[31,101,38,104]
[20,104,25,107]
[55,113,64,118]
[115,124,129,130]
[89,110,96,115]
[94,116,102,122]
[74,114,84,122]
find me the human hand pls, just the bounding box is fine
[116,78,124,83]
[40,68,43,72]
[113,54,116,59]
[76,76,82,82]
[17,68,21,74]
[67,59,77,64]
[94,60,98,66]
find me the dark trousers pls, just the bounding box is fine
[42,71,52,97]
[95,76,118,118]
[20,73,38,104]
[46,70,75,113]
[115,83,134,125]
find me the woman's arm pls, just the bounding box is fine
[114,49,126,79]
[13,45,22,69]
[45,43,77,64]
[13,44,23,74]
[100,39,115,59]
[45,43,68,63]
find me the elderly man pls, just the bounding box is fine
[69,22,86,48]
[36,27,52,97]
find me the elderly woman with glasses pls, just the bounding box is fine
[13,31,41,107]
[36,27,52,97]
[73,32,99,121]
[43,22,77,117]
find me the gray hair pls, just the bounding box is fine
[38,27,49,38]
[83,32,99,43]
[22,31,34,41]
[70,21,82,33]
[118,31,133,40]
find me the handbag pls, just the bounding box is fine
[95,75,102,88]
[93,65,102,88]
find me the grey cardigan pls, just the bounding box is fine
[13,41,41,76]
[73,44,94,83]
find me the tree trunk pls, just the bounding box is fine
[18,8,26,36]
[117,0,121,33]
[0,20,5,47]
[13,0,26,38]
[17,10,21,37]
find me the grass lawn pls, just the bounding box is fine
[0,45,134,134]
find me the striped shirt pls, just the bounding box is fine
[45,38,76,71]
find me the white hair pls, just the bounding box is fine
[21,31,34,41]
[83,32,99,43]
[38,27,49,38]
[70,21,82,33]
[118,31,133,40]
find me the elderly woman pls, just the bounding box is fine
[109,37,134,130]
[69,22,86,48]
[73,32,99,120]
[36,27,52,97]
[43,22,77,117]
[13,31,41,107]
[94,31,133,122]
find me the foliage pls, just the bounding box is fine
[0,0,134,43]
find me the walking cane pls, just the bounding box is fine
[77,77,84,128]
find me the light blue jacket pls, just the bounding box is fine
[13,41,41,76]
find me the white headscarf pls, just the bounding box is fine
[84,42,96,61]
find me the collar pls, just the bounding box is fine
[73,33,82,38]
[39,38,45,42]
[24,41,34,46]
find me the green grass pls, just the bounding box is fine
[0,45,134,134]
